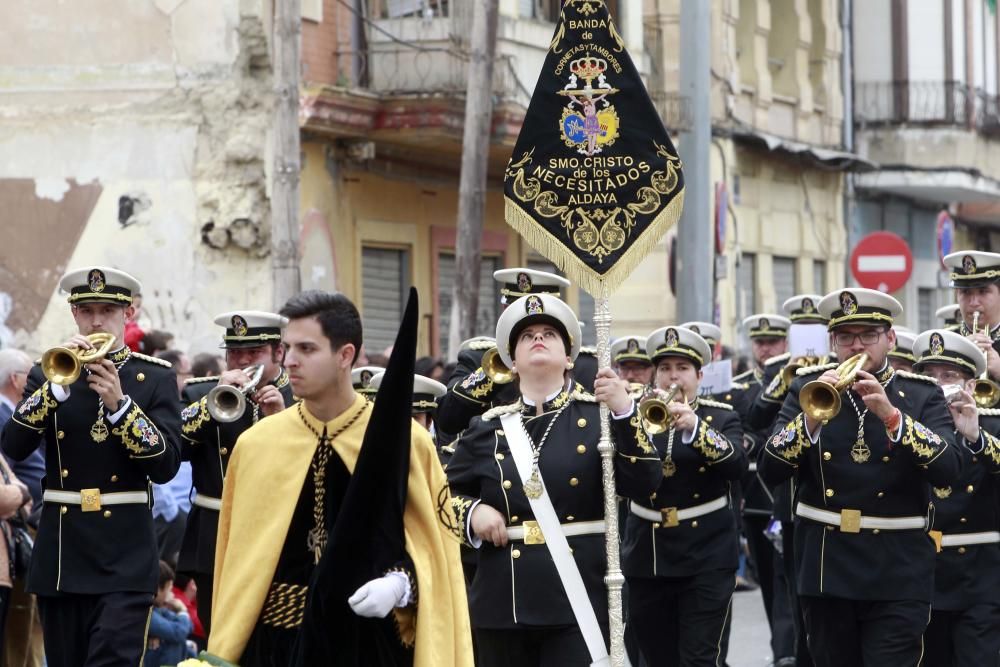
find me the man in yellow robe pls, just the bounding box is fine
[206,289,472,667]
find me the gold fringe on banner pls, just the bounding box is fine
[504,189,686,298]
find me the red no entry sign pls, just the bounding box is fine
[850,231,913,293]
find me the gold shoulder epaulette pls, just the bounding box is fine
[440,444,456,454]
[731,381,750,390]
[483,402,523,421]
[796,362,838,377]
[764,352,791,367]
[579,346,597,356]
[978,407,1000,416]
[732,369,755,382]
[184,375,220,385]
[944,324,961,332]
[894,369,939,385]
[468,339,495,351]
[131,352,173,368]
[570,389,597,403]
[698,398,734,411]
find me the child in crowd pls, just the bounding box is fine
[145,561,195,666]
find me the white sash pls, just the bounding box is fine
[500,411,611,667]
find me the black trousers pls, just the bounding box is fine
[0,585,10,655]
[924,603,1000,666]
[193,570,214,636]
[628,570,735,667]
[744,514,795,660]
[783,521,813,667]
[800,596,930,667]
[37,591,153,667]
[475,626,592,667]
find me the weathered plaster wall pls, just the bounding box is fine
[0,0,275,356]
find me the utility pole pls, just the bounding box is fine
[451,0,499,355]
[676,0,712,323]
[272,0,303,309]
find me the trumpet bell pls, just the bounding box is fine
[207,385,247,423]
[41,332,117,386]
[800,380,843,424]
[639,398,672,435]
[973,378,1000,408]
[481,347,515,384]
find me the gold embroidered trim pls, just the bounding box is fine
[769,413,811,463]
[692,421,731,460]
[982,430,1000,466]
[260,582,307,629]
[15,382,58,426]
[630,413,655,455]
[899,414,944,459]
[180,397,210,435]
[111,404,163,455]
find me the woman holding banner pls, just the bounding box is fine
[622,326,746,666]
[444,293,662,666]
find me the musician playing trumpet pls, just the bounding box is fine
[759,288,960,666]
[624,326,746,667]
[177,310,295,633]
[945,250,1000,381]
[910,328,1000,665]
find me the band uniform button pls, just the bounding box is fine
[61,469,68,478]
[692,493,700,499]
[960,517,967,523]
[511,549,521,559]
[882,456,890,463]
[110,475,118,482]
[577,418,587,428]
[497,430,505,437]
[57,430,65,440]
[510,515,518,523]
[60,506,67,515]
[967,485,975,493]
[698,466,706,473]
[220,448,229,456]
[823,452,832,461]
[825,488,834,497]
[691,521,698,528]
[502,480,512,490]
[569,477,579,487]
[495,453,505,461]
[137,373,145,382]
[577,445,586,454]
[103,511,112,518]
[877,492,884,498]
[958,547,967,554]
[706,415,713,422]
[566,515,575,521]
[872,529,880,534]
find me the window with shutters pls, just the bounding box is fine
[813,260,826,295]
[518,0,560,20]
[361,246,411,354]
[918,288,934,333]
[437,253,502,355]
[772,256,797,309]
[738,253,758,317]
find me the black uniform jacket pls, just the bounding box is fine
[622,398,747,578]
[436,344,598,437]
[759,362,961,602]
[931,411,1000,610]
[747,356,799,522]
[445,383,661,630]
[730,361,782,516]
[1,349,181,595]
[177,370,295,574]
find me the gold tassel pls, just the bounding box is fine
[504,190,686,297]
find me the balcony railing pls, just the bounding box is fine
[855,80,1000,134]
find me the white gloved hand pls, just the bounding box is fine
[348,571,409,618]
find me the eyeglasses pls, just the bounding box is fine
[833,330,884,347]
[930,370,967,383]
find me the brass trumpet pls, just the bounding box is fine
[780,355,821,389]
[480,347,515,384]
[799,353,869,424]
[638,384,681,435]
[969,312,1000,408]
[41,332,117,385]
[206,365,265,423]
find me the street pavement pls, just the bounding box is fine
[728,588,775,667]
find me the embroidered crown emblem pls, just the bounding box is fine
[929,333,945,357]
[840,291,858,316]
[517,272,532,292]
[665,327,679,348]
[802,297,815,313]
[526,295,544,315]
[627,338,639,353]
[963,255,977,274]
[231,315,249,337]
[759,317,770,331]
[88,269,106,293]
[360,370,373,386]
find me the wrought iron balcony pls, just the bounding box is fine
[855,80,1000,135]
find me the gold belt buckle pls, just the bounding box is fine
[660,507,679,528]
[523,520,545,545]
[840,509,861,533]
[80,488,102,513]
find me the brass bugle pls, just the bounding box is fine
[480,347,515,384]
[780,355,820,389]
[41,332,117,385]
[799,352,869,424]
[967,312,1000,407]
[639,383,680,435]
[207,364,265,423]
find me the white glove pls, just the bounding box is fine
[348,571,409,618]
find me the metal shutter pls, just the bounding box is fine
[362,247,409,354]
[437,253,501,356]
[918,288,933,332]
[813,260,826,294]
[738,253,757,317]
[772,257,797,310]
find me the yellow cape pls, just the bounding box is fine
[208,394,472,665]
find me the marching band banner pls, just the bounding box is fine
[504,0,685,296]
